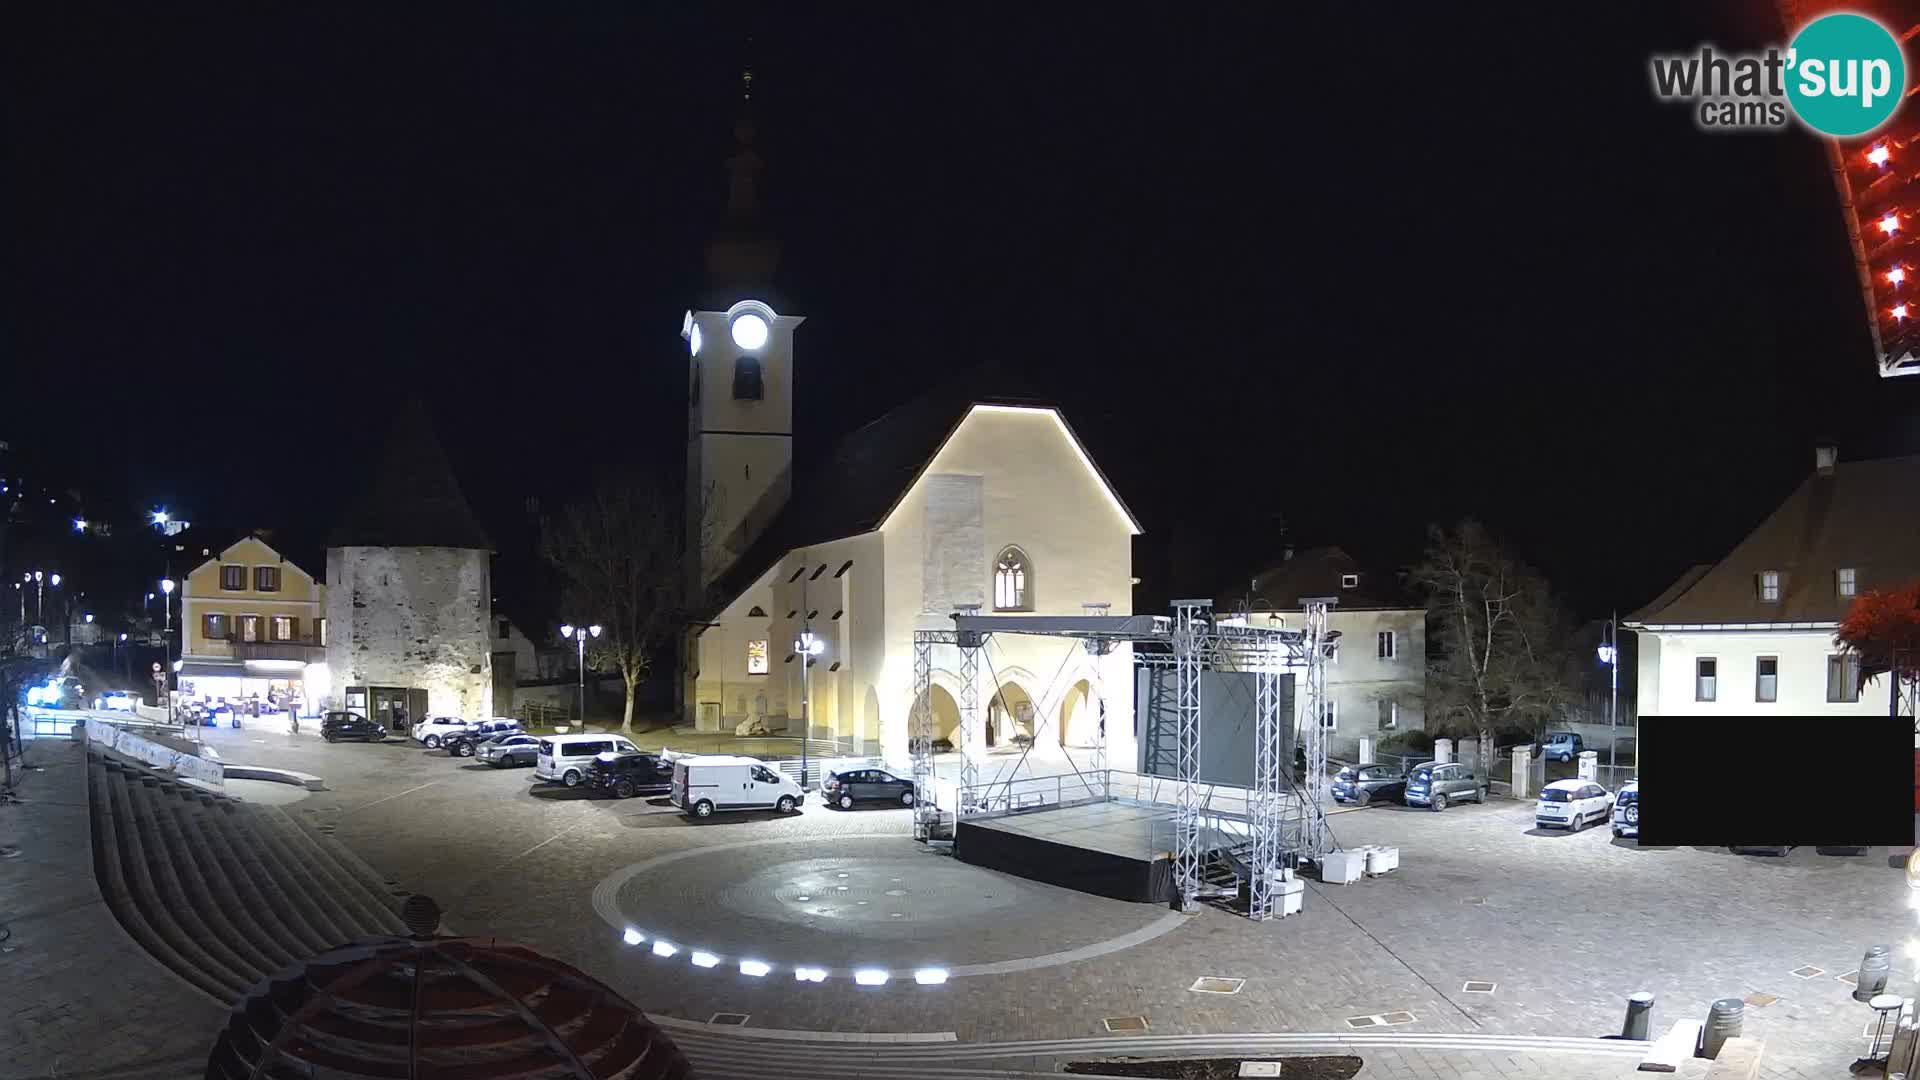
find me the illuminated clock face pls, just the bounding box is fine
[730,312,770,351]
[689,322,703,356]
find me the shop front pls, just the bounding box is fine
[177,659,330,718]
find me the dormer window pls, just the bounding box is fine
[732,355,763,400]
[1837,568,1857,598]
[1341,574,1359,589]
[1758,570,1781,603]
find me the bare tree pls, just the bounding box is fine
[543,475,711,733]
[1410,520,1576,781]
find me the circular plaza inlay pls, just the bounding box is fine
[591,835,1184,979]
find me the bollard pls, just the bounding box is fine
[1621,991,1655,1040]
[1858,944,1893,1002]
[1701,997,1744,1058]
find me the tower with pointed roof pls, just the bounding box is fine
[325,404,495,722]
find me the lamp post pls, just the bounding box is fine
[794,629,825,790]
[1597,614,1620,777]
[560,624,601,728]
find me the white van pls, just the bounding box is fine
[670,755,805,818]
[536,733,640,787]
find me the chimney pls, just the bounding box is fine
[1815,443,1837,476]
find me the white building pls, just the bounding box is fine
[1219,546,1426,762]
[682,99,1142,770]
[1625,446,1918,720]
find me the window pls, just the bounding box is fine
[1838,568,1858,598]
[270,616,296,642]
[751,765,780,784]
[497,619,510,639]
[835,560,854,578]
[747,640,769,675]
[254,566,280,592]
[1324,641,1339,664]
[994,546,1032,611]
[239,615,261,644]
[732,355,763,400]
[1758,570,1781,603]
[1319,700,1339,729]
[1756,656,1778,703]
[220,565,246,591]
[810,564,826,580]
[1341,574,1359,589]
[1695,657,1717,702]
[1377,631,1396,660]
[747,606,767,618]
[317,618,328,646]
[1828,653,1862,703]
[203,613,229,640]
[1377,699,1397,730]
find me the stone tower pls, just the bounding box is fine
[325,406,494,721]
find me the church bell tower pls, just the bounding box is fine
[684,61,801,596]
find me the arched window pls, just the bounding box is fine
[994,546,1032,611]
[732,355,763,400]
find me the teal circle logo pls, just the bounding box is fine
[1786,13,1906,137]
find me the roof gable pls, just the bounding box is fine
[328,403,491,550]
[1627,454,1920,626]
[1222,545,1419,613]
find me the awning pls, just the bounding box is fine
[177,661,246,679]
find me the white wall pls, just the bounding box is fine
[326,546,493,720]
[1632,628,1895,716]
[1245,606,1426,762]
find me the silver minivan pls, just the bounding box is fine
[536,733,640,787]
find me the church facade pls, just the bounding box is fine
[681,83,1141,771]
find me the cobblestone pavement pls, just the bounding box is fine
[0,741,227,1079]
[167,729,1920,1077]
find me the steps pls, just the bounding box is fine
[85,749,411,1004]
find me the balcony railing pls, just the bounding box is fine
[234,641,325,663]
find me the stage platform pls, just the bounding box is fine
[954,801,1246,904]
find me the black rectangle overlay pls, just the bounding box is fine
[1636,716,1913,848]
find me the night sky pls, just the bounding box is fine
[7,1,1920,623]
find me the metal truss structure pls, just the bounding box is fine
[909,599,1334,918]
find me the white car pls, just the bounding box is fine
[412,715,477,749]
[1535,778,1614,832]
[1612,780,1638,839]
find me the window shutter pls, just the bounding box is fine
[288,617,300,642]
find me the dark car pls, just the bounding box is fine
[1331,763,1409,806]
[586,752,673,799]
[1404,761,1484,811]
[823,768,916,810]
[445,719,524,757]
[321,711,387,743]
[475,733,541,768]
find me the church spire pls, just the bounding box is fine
[706,37,780,293]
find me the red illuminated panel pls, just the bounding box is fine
[1779,1,1920,376]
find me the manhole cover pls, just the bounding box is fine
[1102,1016,1149,1033]
[1465,896,1487,906]
[1344,1015,1381,1029]
[708,1012,750,1026]
[1462,981,1496,994]
[885,889,908,896]
[1839,970,1861,986]
[1791,966,1826,979]
[1239,1064,1283,1078]
[1189,977,1246,995]
[1744,992,1778,1008]
[1381,1012,1416,1025]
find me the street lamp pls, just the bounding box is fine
[794,629,826,790]
[160,579,175,661]
[72,517,87,533]
[152,510,169,527]
[559,623,602,727]
[1597,613,1621,777]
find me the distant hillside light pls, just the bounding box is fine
[730,311,770,350]
[1870,144,1892,166]
[1881,212,1901,235]
[72,518,86,532]
[151,509,169,525]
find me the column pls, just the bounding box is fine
[1512,745,1533,799]
[1577,749,1598,782]
[1433,738,1452,764]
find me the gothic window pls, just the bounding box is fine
[732,355,763,400]
[994,546,1032,612]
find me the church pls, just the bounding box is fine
[683,85,1141,772]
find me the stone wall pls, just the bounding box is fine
[325,546,492,719]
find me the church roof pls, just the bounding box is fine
[701,364,1130,616]
[327,403,492,551]
[1625,453,1920,626]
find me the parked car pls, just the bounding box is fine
[1541,731,1585,763]
[444,718,523,756]
[823,768,916,810]
[535,733,642,787]
[1331,763,1409,806]
[1611,779,1638,839]
[1536,778,1614,831]
[475,733,541,768]
[670,755,805,818]
[587,752,674,799]
[321,711,387,744]
[1404,761,1483,811]
[411,715,477,749]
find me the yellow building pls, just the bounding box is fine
[177,534,330,711]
